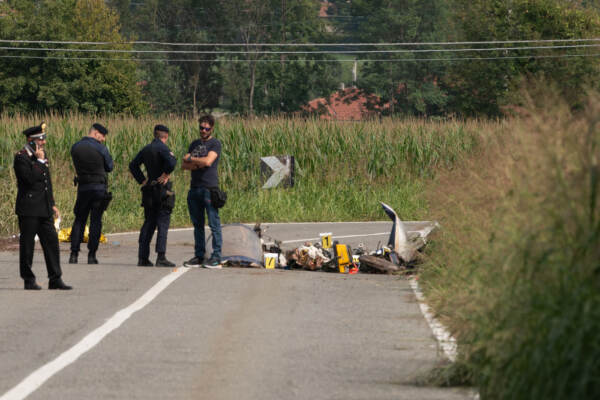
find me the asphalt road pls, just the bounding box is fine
[0,222,471,400]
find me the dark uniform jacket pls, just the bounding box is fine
[71,136,114,190]
[129,138,177,210]
[14,146,55,218]
[129,138,177,184]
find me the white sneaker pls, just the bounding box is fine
[203,258,222,269]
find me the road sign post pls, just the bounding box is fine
[260,155,295,189]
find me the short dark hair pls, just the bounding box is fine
[154,124,169,138]
[92,123,108,135]
[198,114,215,128]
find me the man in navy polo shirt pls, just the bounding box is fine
[69,123,113,265]
[182,115,223,269]
[129,124,177,267]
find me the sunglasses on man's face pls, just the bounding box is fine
[200,126,212,132]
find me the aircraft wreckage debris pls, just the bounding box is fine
[204,202,438,274]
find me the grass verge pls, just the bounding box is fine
[420,87,600,398]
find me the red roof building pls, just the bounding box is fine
[319,1,329,17]
[304,88,387,120]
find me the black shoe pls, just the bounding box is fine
[138,258,153,267]
[68,252,78,264]
[88,252,98,264]
[24,281,42,290]
[48,279,72,290]
[155,257,176,267]
[183,256,203,268]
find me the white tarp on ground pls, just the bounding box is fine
[206,223,263,266]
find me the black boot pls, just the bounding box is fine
[88,251,98,264]
[138,258,153,267]
[49,278,72,290]
[68,251,78,264]
[24,280,42,290]
[155,253,176,267]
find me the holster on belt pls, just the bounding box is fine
[100,191,113,211]
[141,181,175,212]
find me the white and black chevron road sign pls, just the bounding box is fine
[260,155,295,189]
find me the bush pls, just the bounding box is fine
[422,87,600,398]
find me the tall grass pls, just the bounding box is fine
[0,115,482,235]
[421,89,600,398]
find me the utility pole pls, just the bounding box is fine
[279,0,287,113]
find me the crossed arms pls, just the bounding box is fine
[181,151,218,171]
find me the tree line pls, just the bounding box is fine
[1,0,599,117]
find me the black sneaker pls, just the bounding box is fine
[88,252,98,265]
[138,258,153,267]
[203,258,222,269]
[155,257,176,267]
[183,256,203,268]
[48,279,73,290]
[24,281,42,290]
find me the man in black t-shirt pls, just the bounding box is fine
[182,115,223,268]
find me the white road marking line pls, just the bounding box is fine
[265,231,390,245]
[105,222,396,237]
[0,267,189,400]
[409,278,457,362]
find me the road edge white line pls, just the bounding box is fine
[265,231,390,245]
[0,267,189,400]
[104,221,403,237]
[409,278,457,362]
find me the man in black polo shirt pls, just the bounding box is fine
[69,123,113,265]
[129,124,177,267]
[182,115,223,269]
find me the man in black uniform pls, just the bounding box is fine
[69,123,113,265]
[129,125,177,267]
[13,123,72,290]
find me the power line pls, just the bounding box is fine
[0,53,598,63]
[0,38,600,47]
[1,44,600,55]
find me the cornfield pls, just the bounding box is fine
[0,114,485,235]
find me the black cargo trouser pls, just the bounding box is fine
[70,189,106,253]
[138,182,174,259]
[138,206,171,259]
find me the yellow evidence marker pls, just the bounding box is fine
[264,253,278,269]
[319,232,333,249]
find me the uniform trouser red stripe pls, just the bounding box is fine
[18,215,62,283]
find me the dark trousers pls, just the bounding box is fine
[19,215,62,283]
[138,206,171,259]
[70,189,106,253]
[187,187,222,260]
